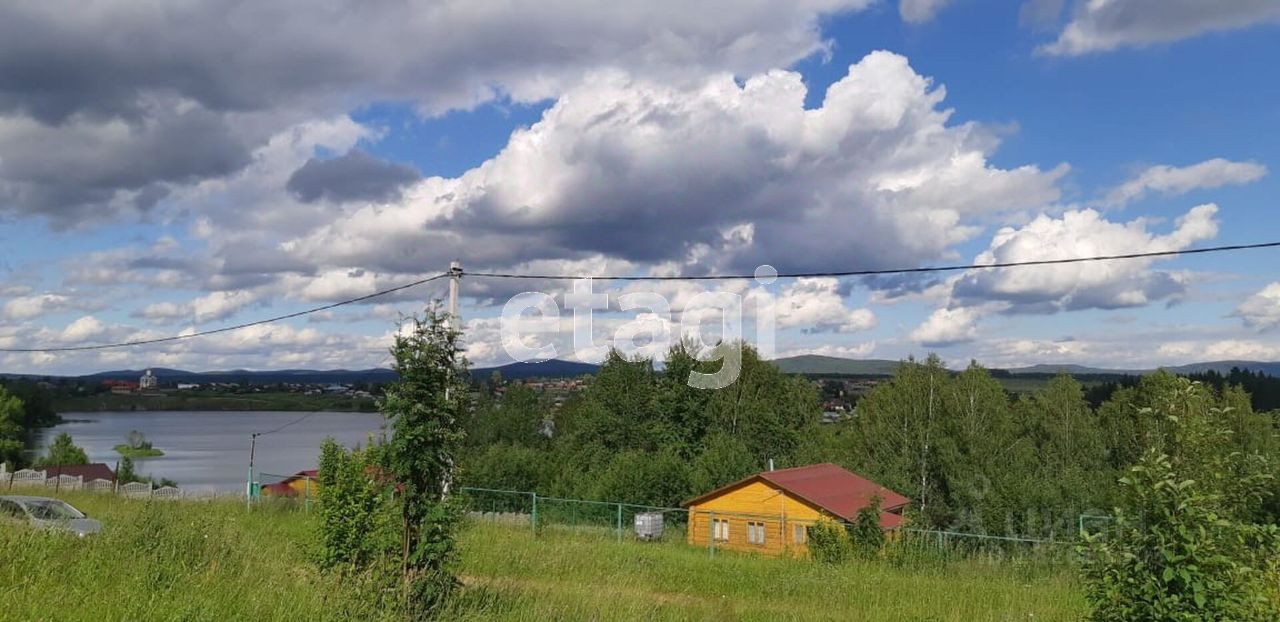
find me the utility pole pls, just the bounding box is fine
[447,259,462,328]
[442,260,462,497]
[247,432,260,510]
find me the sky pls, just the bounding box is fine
[2,0,1280,375]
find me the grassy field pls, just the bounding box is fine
[0,493,1086,621]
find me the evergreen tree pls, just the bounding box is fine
[36,432,88,468]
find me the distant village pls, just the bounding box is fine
[50,366,881,424]
[98,368,377,400]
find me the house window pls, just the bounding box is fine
[712,518,730,542]
[793,524,808,544]
[747,521,766,545]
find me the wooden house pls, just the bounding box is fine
[682,463,908,556]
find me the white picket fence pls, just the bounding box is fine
[0,464,184,498]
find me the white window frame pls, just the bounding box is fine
[747,521,766,545]
[713,518,730,542]
[793,524,808,544]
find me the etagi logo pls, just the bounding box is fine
[500,266,779,389]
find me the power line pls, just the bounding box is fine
[0,272,449,353]
[464,241,1280,281]
[4,240,1279,353]
[254,412,319,437]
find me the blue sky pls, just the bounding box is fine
[2,0,1280,374]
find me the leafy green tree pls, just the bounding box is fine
[1081,378,1279,621]
[36,432,88,467]
[0,387,24,467]
[462,442,549,493]
[591,448,691,508]
[382,307,467,616]
[466,384,544,448]
[1011,374,1112,537]
[845,355,949,524]
[688,432,758,494]
[702,343,820,465]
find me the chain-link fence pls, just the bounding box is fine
[249,476,1087,561]
[459,487,689,544]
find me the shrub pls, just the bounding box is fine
[808,519,853,564]
[1080,452,1278,620]
[849,497,885,559]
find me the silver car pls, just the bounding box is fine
[0,495,102,537]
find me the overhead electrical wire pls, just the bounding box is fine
[465,241,1280,281]
[0,273,449,353]
[4,240,1279,353]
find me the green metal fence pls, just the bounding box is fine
[459,487,688,544]
[255,479,1086,560]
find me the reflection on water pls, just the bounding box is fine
[32,411,386,491]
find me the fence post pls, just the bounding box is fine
[531,492,538,537]
[616,503,623,542]
[708,511,716,558]
[304,477,311,513]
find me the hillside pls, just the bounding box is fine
[8,359,600,386]
[770,355,904,376]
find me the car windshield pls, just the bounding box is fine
[23,499,85,521]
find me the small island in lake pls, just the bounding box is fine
[114,430,164,458]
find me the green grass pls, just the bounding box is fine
[113,444,165,458]
[0,493,1086,621]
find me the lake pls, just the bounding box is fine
[31,411,387,491]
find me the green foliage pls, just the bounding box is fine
[382,306,468,617]
[117,455,139,483]
[1081,453,1278,620]
[849,498,885,558]
[316,438,397,571]
[0,386,24,467]
[1080,378,1280,621]
[35,432,89,467]
[807,520,853,564]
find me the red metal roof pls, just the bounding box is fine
[684,463,909,526]
[45,463,116,482]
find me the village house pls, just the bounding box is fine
[683,463,908,557]
[260,470,319,498]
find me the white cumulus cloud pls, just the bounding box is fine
[1041,0,1280,56]
[1103,158,1266,207]
[1235,282,1280,331]
[952,204,1219,312]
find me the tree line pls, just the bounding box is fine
[0,380,61,467]
[459,348,1280,540]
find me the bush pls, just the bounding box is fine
[1080,452,1279,620]
[808,520,853,564]
[848,497,885,559]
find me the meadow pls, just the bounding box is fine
[0,492,1085,621]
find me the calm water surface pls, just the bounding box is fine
[32,411,386,491]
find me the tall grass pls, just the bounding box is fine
[449,522,1086,621]
[0,493,1085,621]
[0,492,390,622]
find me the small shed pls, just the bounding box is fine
[682,463,908,556]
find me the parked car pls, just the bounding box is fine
[0,495,102,537]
